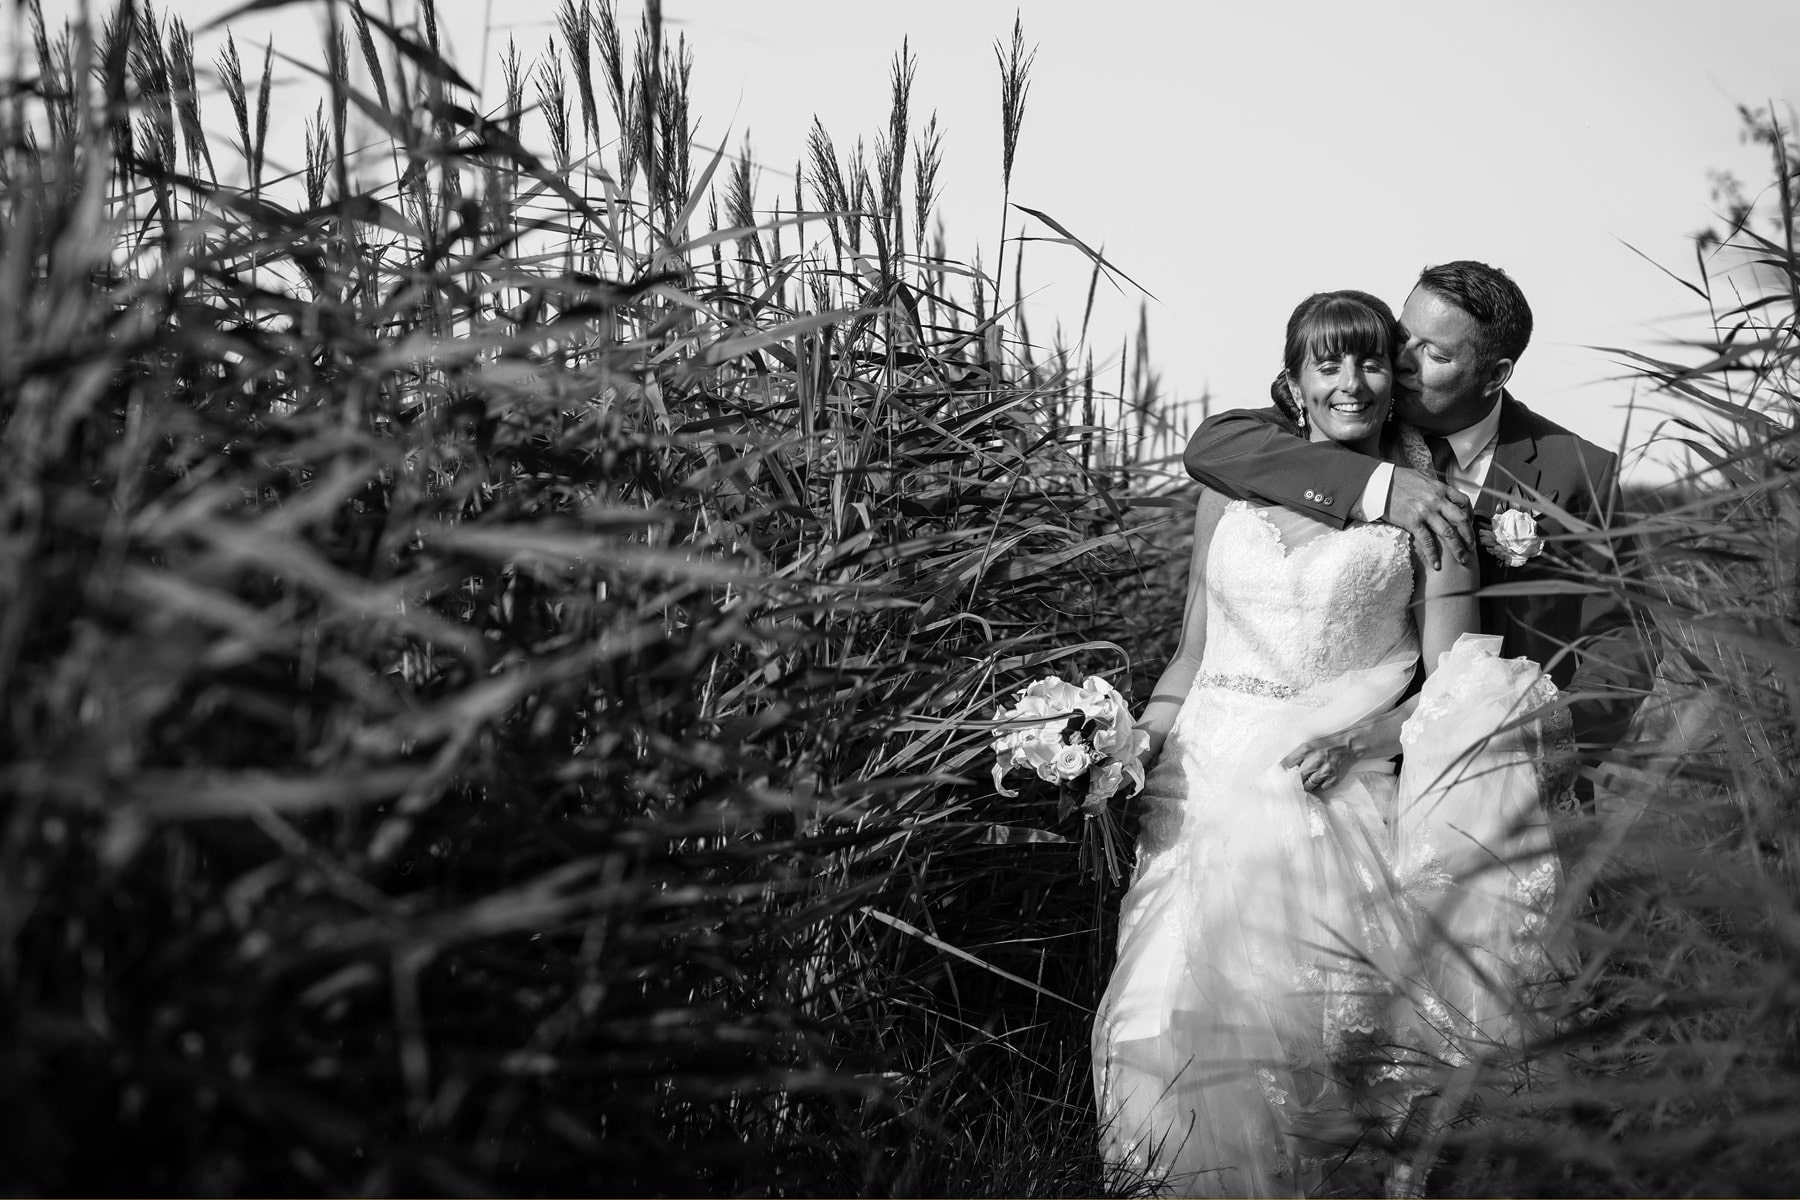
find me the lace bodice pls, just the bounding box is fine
[1199,503,1415,691]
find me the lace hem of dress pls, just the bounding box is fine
[1532,673,1580,811]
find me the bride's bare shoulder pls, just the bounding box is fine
[1187,487,1235,554]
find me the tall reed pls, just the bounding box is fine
[0,2,1188,1193]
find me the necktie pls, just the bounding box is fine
[1426,434,1457,481]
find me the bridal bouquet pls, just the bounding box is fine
[991,675,1149,882]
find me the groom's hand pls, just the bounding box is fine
[1388,467,1473,569]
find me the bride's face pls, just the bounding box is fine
[1289,349,1393,452]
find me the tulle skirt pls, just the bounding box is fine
[1093,635,1566,1196]
[1387,634,1572,1081]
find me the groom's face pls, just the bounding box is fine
[1394,287,1511,434]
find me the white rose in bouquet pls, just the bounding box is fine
[1051,743,1093,782]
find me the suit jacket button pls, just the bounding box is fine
[1304,490,1316,501]
[1321,494,1333,505]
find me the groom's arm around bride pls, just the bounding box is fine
[1182,399,1477,571]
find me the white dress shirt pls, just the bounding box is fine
[1438,399,1504,508]
[1355,399,1504,518]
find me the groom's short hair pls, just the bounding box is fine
[1416,260,1533,368]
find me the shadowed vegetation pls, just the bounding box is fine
[0,0,1187,1193]
[5,0,1800,1196]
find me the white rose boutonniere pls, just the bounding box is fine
[1490,506,1545,567]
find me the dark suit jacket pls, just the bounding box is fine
[1183,394,1644,757]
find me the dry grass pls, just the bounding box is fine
[0,1,1189,1193]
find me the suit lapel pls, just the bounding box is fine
[1475,394,1549,647]
[1478,393,1540,516]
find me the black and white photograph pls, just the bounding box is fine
[3,0,1797,1194]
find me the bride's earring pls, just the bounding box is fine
[1288,381,1308,434]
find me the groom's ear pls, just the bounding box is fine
[1482,355,1516,398]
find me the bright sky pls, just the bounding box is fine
[21,1,1800,478]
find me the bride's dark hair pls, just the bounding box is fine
[1270,290,1403,426]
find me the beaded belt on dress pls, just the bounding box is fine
[1194,671,1314,702]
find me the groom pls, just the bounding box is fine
[1183,260,1642,781]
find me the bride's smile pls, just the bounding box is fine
[1289,349,1394,454]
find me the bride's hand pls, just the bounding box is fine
[1280,736,1358,795]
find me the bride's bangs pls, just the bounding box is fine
[1300,299,1397,366]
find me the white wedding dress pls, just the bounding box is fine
[1092,502,1566,1197]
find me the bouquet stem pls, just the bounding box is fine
[1080,803,1127,885]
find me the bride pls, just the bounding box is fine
[1092,290,1566,1196]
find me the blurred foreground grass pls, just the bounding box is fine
[1401,107,1800,1198]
